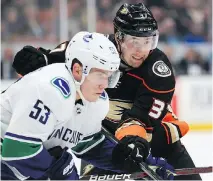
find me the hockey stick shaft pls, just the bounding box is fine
[80,166,213,180]
[101,126,163,180]
[174,166,213,175]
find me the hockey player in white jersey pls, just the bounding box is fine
[1,32,122,180]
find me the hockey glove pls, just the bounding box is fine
[13,46,50,76]
[46,147,79,180]
[112,135,150,172]
[146,153,174,180]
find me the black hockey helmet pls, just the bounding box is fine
[113,3,158,37]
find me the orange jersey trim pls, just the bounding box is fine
[127,73,175,93]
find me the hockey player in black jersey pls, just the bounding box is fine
[12,3,201,180]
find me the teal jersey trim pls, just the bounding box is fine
[1,138,43,160]
[72,132,105,155]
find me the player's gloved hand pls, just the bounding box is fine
[46,147,79,180]
[13,45,50,76]
[146,153,175,180]
[112,135,150,172]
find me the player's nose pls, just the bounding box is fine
[135,49,143,56]
[99,79,108,89]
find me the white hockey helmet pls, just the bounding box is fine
[65,31,121,88]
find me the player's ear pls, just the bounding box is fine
[72,62,83,82]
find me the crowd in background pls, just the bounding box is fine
[1,0,212,79]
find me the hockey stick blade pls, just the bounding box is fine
[80,166,213,180]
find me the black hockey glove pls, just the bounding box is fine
[13,46,50,76]
[112,135,150,172]
[112,137,174,179]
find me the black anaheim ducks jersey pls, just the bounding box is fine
[47,34,176,138]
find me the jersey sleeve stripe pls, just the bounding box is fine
[5,132,42,143]
[72,132,105,155]
[163,122,179,144]
[1,138,42,159]
[161,122,170,144]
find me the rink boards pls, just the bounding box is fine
[171,75,212,131]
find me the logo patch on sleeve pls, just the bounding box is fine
[152,60,171,77]
[51,77,71,98]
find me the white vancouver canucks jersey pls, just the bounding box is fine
[1,63,109,158]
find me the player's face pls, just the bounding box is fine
[81,68,113,102]
[120,35,153,68]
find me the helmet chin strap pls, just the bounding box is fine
[70,71,87,103]
[75,82,87,103]
[66,65,87,102]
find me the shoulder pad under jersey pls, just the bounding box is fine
[131,48,175,92]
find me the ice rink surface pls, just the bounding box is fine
[181,131,213,180]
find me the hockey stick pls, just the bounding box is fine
[101,126,163,180]
[174,166,213,175]
[80,166,213,180]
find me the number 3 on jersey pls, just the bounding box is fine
[29,99,50,124]
[149,98,165,119]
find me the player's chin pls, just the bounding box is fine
[130,58,144,67]
[131,61,144,68]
